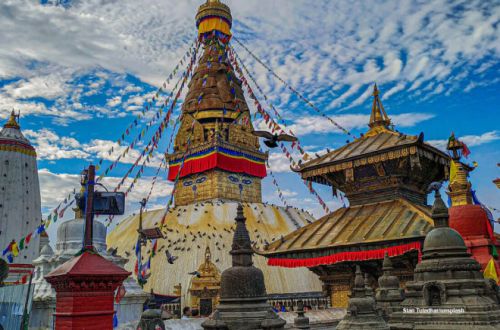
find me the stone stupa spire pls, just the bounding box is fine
[375,253,404,321]
[202,204,286,329]
[336,265,389,330]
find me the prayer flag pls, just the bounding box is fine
[25,233,32,245]
[449,161,458,183]
[461,142,471,158]
[19,237,25,250]
[484,258,499,283]
[11,241,19,257]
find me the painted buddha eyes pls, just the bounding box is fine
[228,175,252,185]
[196,177,207,184]
[228,175,239,183]
[184,176,207,186]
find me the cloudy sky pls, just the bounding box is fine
[1,0,499,239]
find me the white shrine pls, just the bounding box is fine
[29,207,148,329]
[0,111,42,263]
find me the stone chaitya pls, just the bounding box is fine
[336,265,389,330]
[202,204,286,330]
[375,253,404,321]
[389,190,500,329]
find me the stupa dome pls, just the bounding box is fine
[56,216,107,254]
[40,244,54,257]
[422,191,468,257]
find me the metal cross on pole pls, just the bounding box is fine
[83,165,96,251]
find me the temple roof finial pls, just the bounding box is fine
[4,110,20,129]
[367,84,392,136]
[446,132,474,206]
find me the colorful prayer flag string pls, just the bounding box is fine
[233,37,355,138]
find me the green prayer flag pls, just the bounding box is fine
[492,245,498,259]
[19,237,25,250]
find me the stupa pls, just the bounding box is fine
[389,190,500,329]
[0,111,41,263]
[336,266,389,330]
[30,204,148,329]
[202,204,286,330]
[107,0,322,299]
[446,133,500,277]
[262,85,449,307]
[375,253,404,321]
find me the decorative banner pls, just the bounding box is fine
[168,146,266,181]
[267,241,422,268]
[233,37,356,138]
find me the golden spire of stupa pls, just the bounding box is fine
[366,84,393,137]
[4,110,20,129]
[447,132,474,206]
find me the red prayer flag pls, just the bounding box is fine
[25,233,32,245]
[461,142,471,158]
[115,284,126,304]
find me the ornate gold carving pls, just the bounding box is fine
[189,246,221,311]
[174,114,205,152]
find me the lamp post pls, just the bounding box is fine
[82,165,96,251]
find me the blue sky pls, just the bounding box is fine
[0,0,499,238]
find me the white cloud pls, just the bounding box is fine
[38,168,172,213]
[106,96,122,107]
[428,131,500,151]
[288,112,434,136]
[24,128,164,167]
[0,0,497,126]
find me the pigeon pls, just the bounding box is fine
[427,181,443,193]
[165,250,178,264]
[189,271,201,278]
[124,251,130,257]
[108,247,118,256]
[215,258,220,263]
[252,130,297,148]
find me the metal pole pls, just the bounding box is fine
[83,165,96,251]
[20,271,33,330]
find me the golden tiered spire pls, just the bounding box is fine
[366,84,393,137]
[4,110,20,129]
[446,133,474,206]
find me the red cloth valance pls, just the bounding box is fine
[168,151,266,181]
[267,241,422,268]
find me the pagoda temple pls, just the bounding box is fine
[446,134,500,278]
[107,0,322,302]
[261,85,449,308]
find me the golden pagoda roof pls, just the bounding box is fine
[261,199,433,255]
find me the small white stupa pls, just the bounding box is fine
[30,203,148,329]
[0,111,41,263]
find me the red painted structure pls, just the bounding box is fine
[449,204,500,276]
[45,251,130,330]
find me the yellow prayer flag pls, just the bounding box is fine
[484,258,499,283]
[449,160,458,183]
[11,241,19,257]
